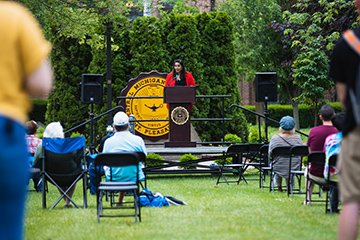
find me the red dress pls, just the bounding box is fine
[165,72,196,87]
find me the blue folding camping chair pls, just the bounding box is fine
[40,136,88,209]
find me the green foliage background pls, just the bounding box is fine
[22,0,359,143]
[23,6,247,142]
[243,102,343,128]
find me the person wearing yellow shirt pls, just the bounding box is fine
[0,2,53,239]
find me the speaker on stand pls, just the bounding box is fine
[254,72,277,143]
[81,74,103,153]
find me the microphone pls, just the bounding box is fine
[174,73,180,81]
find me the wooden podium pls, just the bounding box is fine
[164,86,196,147]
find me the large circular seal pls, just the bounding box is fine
[120,71,169,140]
[171,106,189,125]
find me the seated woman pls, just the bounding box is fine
[269,116,304,192]
[33,122,76,208]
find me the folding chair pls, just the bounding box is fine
[325,154,340,214]
[216,144,248,185]
[287,145,309,197]
[41,136,88,209]
[304,152,326,205]
[94,152,143,223]
[258,144,270,188]
[269,146,292,192]
[243,143,267,187]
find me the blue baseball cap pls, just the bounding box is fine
[279,116,295,130]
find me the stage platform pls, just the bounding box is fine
[145,146,228,175]
[147,146,227,155]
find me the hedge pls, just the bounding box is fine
[243,102,343,128]
[29,99,48,123]
[44,12,248,142]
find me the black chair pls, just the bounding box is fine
[94,152,144,223]
[243,143,268,187]
[269,146,292,192]
[258,144,270,188]
[304,152,327,205]
[325,154,340,214]
[216,144,248,185]
[41,136,88,209]
[287,145,309,197]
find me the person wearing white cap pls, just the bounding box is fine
[102,111,147,204]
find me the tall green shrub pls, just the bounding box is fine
[164,14,202,77]
[130,16,169,75]
[195,12,248,141]
[87,16,132,137]
[46,36,91,130]
[30,99,48,123]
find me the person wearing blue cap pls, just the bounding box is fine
[269,116,304,192]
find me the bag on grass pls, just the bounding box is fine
[165,196,188,206]
[139,188,169,207]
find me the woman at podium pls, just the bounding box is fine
[165,59,196,87]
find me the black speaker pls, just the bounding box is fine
[81,74,103,104]
[255,72,277,102]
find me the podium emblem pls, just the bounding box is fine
[121,74,169,139]
[171,106,189,125]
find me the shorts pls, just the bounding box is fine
[338,126,360,204]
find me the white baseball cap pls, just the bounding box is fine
[113,112,129,126]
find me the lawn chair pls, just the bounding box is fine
[41,136,88,209]
[287,145,308,197]
[216,144,248,185]
[304,152,326,205]
[94,152,143,223]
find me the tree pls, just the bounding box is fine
[218,0,282,81]
[45,36,91,130]
[195,12,248,141]
[273,0,357,125]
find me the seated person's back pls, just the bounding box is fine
[103,112,147,182]
[269,116,304,191]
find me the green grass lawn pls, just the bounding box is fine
[26,173,338,240]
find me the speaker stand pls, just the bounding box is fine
[89,102,96,154]
[263,96,269,143]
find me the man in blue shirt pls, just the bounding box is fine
[91,111,147,203]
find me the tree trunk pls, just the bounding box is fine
[143,0,152,16]
[291,100,300,130]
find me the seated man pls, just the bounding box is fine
[305,104,337,204]
[90,112,146,203]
